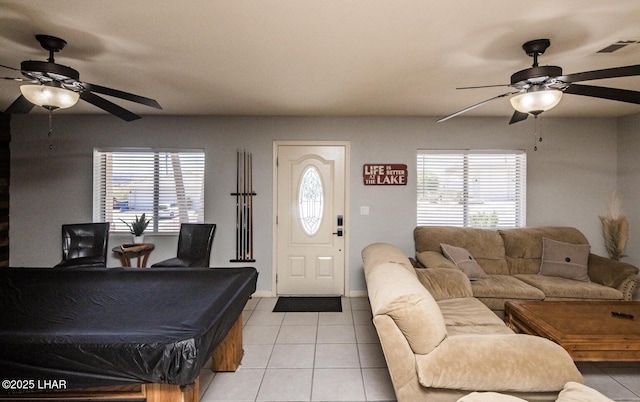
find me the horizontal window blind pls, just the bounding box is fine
[417,150,526,228]
[93,148,205,233]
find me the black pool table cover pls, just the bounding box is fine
[0,266,257,390]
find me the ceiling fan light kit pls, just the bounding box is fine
[510,87,563,115]
[20,83,79,110]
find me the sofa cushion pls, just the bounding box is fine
[514,274,624,300]
[540,237,591,282]
[415,268,473,300]
[437,297,511,330]
[416,334,583,392]
[499,227,589,275]
[365,262,447,354]
[471,275,545,300]
[414,226,510,274]
[441,243,489,280]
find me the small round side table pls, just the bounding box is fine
[113,243,155,268]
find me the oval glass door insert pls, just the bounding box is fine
[298,166,324,235]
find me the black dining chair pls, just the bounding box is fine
[151,223,216,267]
[54,222,110,268]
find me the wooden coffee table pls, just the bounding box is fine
[505,300,640,361]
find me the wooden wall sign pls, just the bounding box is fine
[363,164,408,185]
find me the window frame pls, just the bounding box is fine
[417,149,526,228]
[93,147,206,234]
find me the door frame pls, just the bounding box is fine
[272,140,350,297]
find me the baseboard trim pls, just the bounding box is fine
[251,290,368,298]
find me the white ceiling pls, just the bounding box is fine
[1,0,640,121]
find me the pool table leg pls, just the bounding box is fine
[144,378,199,402]
[211,314,244,371]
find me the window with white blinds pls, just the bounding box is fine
[417,150,526,228]
[93,148,206,233]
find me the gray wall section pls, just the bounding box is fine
[618,114,640,268]
[9,114,634,295]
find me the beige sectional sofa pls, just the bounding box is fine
[362,242,585,402]
[414,226,639,317]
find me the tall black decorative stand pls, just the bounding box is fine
[231,150,256,262]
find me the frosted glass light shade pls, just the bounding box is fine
[20,84,80,110]
[510,88,563,115]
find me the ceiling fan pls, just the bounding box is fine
[438,39,640,124]
[1,34,162,121]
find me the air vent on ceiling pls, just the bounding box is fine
[597,40,640,53]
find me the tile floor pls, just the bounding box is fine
[199,297,640,402]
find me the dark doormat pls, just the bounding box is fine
[273,296,342,312]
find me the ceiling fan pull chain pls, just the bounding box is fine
[48,109,54,150]
[533,115,539,151]
[538,116,543,145]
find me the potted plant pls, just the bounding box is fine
[121,213,151,243]
[599,191,629,261]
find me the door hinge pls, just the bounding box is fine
[276,274,278,283]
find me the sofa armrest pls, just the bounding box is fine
[373,314,425,402]
[416,334,583,392]
[415,268,473,300]
[588,254,639,300]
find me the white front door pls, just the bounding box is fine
[274,142,348,296]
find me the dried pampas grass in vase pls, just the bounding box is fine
[599,191,629,260]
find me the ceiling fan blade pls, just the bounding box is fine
[437,92,517,122]
[558,65,640,84]
[0,63,21,72]
[80,91,141,121]
[5,95,35,114]
[80,82,162,109]
[508,110,529,125]
[3,76,37,83]
[564,84,640,105]
[456,84,511,90]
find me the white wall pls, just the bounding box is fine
[9,114,621,294]
[617,114,640,300]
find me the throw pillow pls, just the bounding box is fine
[440,243,488,280]
[539,237,591,282]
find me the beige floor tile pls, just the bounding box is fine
[317,324,356,343]
[357,343,386,368]
[202,368,264,401]
[256,368,312,401]
[282,311,319,326]
[243,325,280,345]
[245,310,285,326]
[240,344,273,368]
[276,325,318,344]
[319,311,354,325]
[254,297,278,311]
[311,368,365,401]
[315,343,360,368]
[362,368,396,401]
[268,344,315,368]
[350,297,371,311]
[355,325,379,344]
